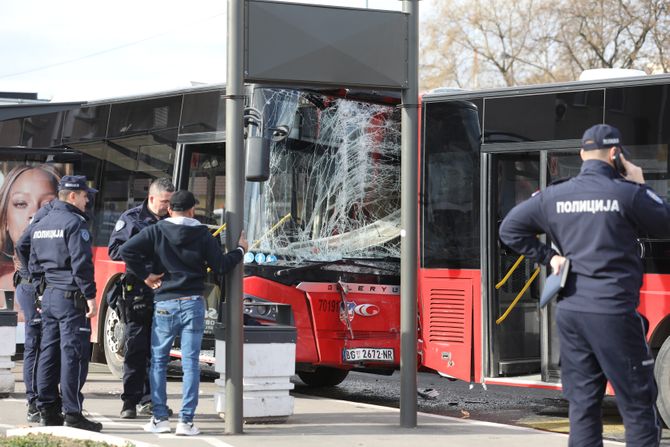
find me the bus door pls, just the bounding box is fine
[175,141,227,358]
[486,149,581,382]
[487,152,542,378]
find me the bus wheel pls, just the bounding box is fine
[103,306,126,379]
[297,367,349,387]
[655,337,670,427]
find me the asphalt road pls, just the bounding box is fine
[294,370,670,445]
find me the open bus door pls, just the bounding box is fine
[483,148,581,386]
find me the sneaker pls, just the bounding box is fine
[64,413,103,432]
[138,401,174,417]
[143,417,171,433]
[137,401,153,416]
[175,421,200,436]
[27,403,40,423]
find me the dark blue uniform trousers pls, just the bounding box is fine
[556,308,661,447]
[122,317,151,406]
[37,288,91,415]
[16,283,41,405]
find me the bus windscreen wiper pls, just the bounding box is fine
[274,259,345,277]
[274,257,399,277]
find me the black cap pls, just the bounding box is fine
[58,175,98,193]
[169,190,199,211]
[581,124,624,151]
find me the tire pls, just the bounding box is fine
[655,337,670,427]
[103,306,126,379]
[298,367,349,387]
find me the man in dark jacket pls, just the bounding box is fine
[120,190,247,436]
[499,124,668,447]
[29,176,102,432]
[108,177,174,419]
[15,199,55,423]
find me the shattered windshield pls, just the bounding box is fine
[244,88,401,263]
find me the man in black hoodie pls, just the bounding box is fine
[119,190,247,436]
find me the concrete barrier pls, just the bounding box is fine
[213,321,296,422]
[0,290,17,396]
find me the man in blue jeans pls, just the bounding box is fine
[120,190,247,436]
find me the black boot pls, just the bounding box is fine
[27,403,40,423]
[64,413,103,432]
[120,401,137,419]
[39,406,64,426]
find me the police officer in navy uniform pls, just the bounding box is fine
[30,175,102,432]
[15,199,56,423]
[108,177,175,419]
[500,124,668,447]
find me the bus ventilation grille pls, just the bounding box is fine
[428,288,466,344]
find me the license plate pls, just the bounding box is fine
[343,348,394,362]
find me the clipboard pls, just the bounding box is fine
[540,259,570,308]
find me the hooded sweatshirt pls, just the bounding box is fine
[119,216,243,302]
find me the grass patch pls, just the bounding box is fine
[0,434,131,447]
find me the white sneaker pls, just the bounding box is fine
[143,417,171,433]
[175,421,200,436]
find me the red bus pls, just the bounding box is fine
[419,73,670,425]
[0,85,403,386]
[3,74,670,425]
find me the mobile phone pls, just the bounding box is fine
[612,148,627,176]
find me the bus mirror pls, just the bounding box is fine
[270,125,289,142]
[246,136,270,182]
[46,152,81,163]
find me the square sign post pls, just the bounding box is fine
[225,0,419,433]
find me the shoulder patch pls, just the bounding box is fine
[114,219,126,232]
[81,229,90,242]
[646,189,664,204]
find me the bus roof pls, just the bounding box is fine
[423,73,670,103]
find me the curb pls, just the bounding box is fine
[6,426,157,447]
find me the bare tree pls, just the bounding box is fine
[554,0,663,72]
[419,0,669,91]
[420,0,568,90]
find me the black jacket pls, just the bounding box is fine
[119,217,243,302]
[29,200,96,298]
[500,160,670,314]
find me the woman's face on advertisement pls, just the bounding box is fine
[7,169,56,244]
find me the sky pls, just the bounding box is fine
[0,0,429,103]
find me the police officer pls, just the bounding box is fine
[108,177,175,419]
[500,124,668,447]
[30,175,102,432]
[15,199,56,423]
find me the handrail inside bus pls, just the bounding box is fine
[495,255,525,289]
[496,267,540,325]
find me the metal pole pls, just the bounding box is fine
[400,0,419,428]
[224,0,245,434]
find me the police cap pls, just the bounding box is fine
[58,175,98,193]
[170,190,199,211]
[581,124,625,151]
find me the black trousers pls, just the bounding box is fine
[556,307,661,447]
[121,310,152,407]
[16,283,41,405]
[37,288,89,415]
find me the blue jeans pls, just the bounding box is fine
[149,297,205,423]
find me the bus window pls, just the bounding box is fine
[183,143,226,228]
[422,100,481,269]
[74,137,175,246]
